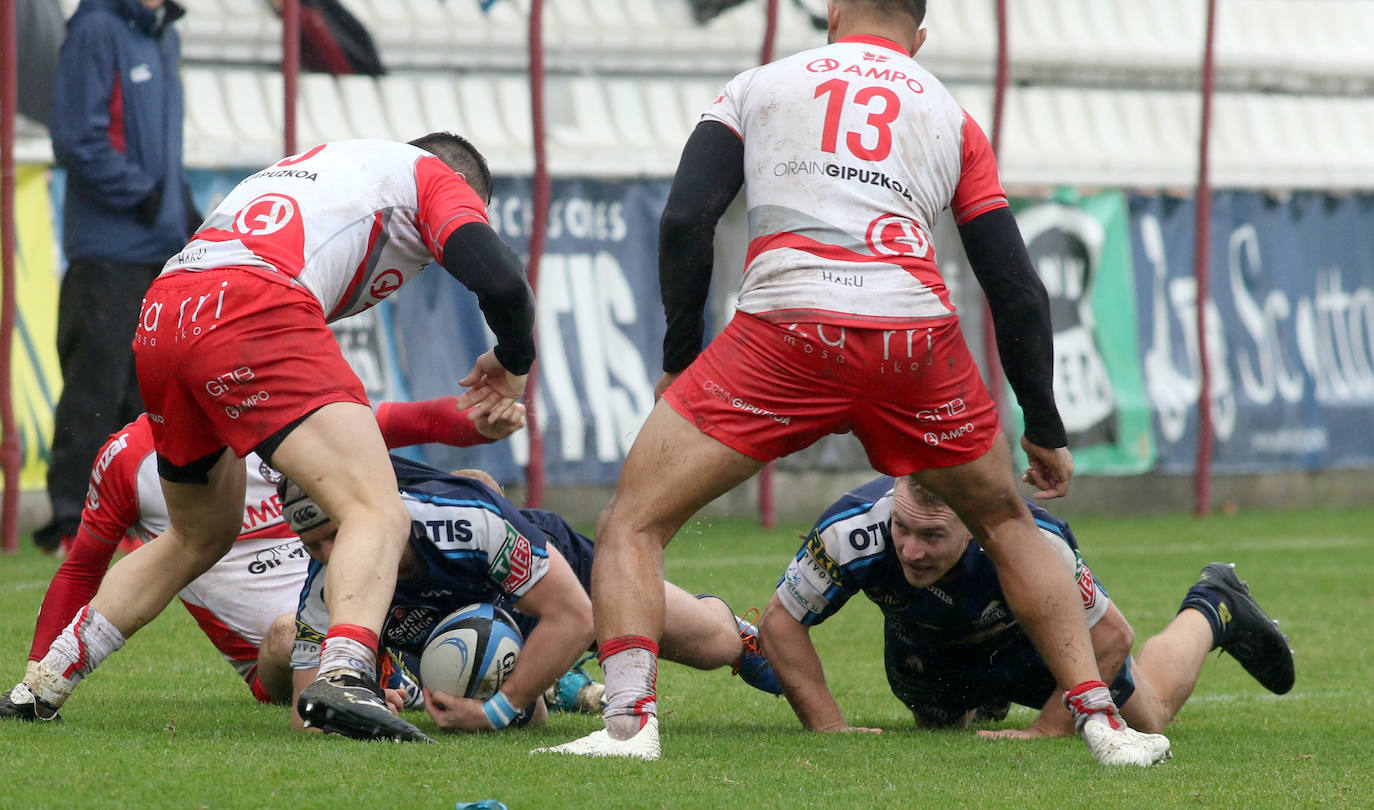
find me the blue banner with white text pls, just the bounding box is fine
[1130,191,1374,473]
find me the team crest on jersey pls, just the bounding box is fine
[1076,558,1098,609]
[234,194,297,236]
[258,460,284,485]
[490,524,534,591]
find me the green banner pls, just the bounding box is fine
[1008,189,1155,475]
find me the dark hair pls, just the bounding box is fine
[846,0,925,26]
[408,132,493,202]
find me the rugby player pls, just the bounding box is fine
[758,476,1294,739]
[539,0,1168,764]
[284,458,779,735]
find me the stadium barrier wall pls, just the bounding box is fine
[8,166,1374,527]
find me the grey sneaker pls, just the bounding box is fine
[297,672,434,743]
[1195,562,1295,694]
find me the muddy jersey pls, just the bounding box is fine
[160,139,487,320]
[703,35,1006,327]
[775,477,1109,644]
[77,416,304,674]
[293,461,554,669]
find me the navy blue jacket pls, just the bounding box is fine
[50,0,192,264]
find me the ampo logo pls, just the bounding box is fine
[234,194,296,236]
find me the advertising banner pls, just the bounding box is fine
[999,190,1157,474]
[7,166,63,489]
[1131,191,1374,473]
[389,176,672,484]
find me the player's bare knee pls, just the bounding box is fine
[265,613,297,659]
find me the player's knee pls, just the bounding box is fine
[265,613,296,660]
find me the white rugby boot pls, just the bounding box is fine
[1066,681,1171,766]
[531,715,661,760]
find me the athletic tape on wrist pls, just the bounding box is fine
[482,691,517,729]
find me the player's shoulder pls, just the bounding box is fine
[810,477,895,565]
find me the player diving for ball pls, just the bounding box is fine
[1,397,521,719]
[757,475,1295,739]
[285,456,780,736]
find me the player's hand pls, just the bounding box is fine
[653,372,680,401]
[469,399,527,440]
[456,349,528,424]
[423,686,493,732]
[382,687,407,714]
[1020,437,1074,499]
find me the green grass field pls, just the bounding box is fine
[2,507,1372,809]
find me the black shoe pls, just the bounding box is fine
[1195,562,1295,694]
[0,683,61,722]
[297,672,434,743]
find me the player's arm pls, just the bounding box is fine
[49,20,159,212]
[957,206,1072,497]
[758,593,880,734]
[439,223,536,419]
[375,395,525,448]
[658,121,745,387]
[424,545,594,732]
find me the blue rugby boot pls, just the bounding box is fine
[733,608,782,695]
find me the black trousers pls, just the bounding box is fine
[36,260,161,549]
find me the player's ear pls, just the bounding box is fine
[911,27,928,55]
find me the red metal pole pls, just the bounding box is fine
[0,0,19,553]
[282,0,300,156]
[1193,0,1218,516]
[757,0,781,529]
[523,0,548,508]
[982,0,1008,417]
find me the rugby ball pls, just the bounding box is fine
[419,603,523,700]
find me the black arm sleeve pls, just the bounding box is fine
[957,207,1067,448]
[439,222,537,376]
[659,121,745,374]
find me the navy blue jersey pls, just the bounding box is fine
[775,477,1109,644]
[293,458,593,668]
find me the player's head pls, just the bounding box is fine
[828,0,927,52]
[277,477,338,562]
[889,476,970,588]
[409,132,494,204]
[452,467,504,496]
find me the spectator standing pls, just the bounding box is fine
[36,0,197,553]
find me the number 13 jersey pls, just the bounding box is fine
[704,34,1008,328]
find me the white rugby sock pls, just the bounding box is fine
[34,606,126,706]
[318,636,377,682]
[599,635,659,740]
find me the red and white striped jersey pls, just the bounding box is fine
[162,139,487,321]
[703,35,1008,328]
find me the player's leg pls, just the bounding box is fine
[1118,611,1212,733]
[253,613,300,705]
[24,449,246,715]
[659,589,741,670]
[268,401,430,742]
[912,443,1169,765]
[533,402,763,757]
[591,402,764,734]
[914,439,1102,690]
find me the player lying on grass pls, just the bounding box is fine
[284,457,779,736]
[759,475,1295,738]
[0,397,521,718]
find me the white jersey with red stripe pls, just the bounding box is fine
[160,139,487,321]
[82,416,305,676]
[703,34,1008,328]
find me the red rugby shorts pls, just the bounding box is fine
[662,312,1000,475]
[132,269,369,465]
